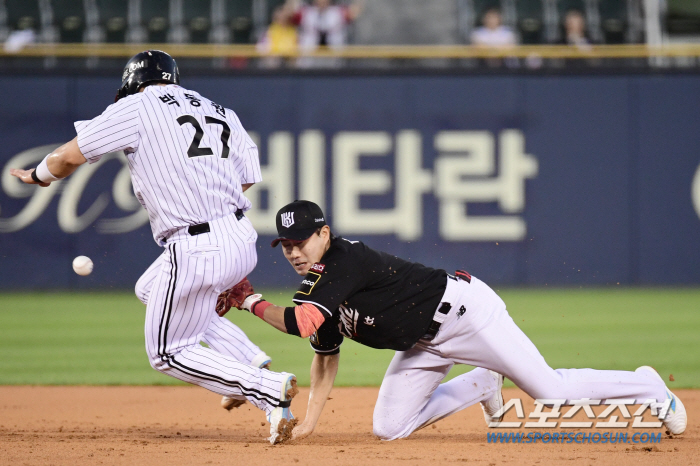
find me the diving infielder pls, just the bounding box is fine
[10,50,297,444]
[223,200,687,441]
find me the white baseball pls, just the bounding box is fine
[72,255,93,276]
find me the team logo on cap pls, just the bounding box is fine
[281,212,295,228]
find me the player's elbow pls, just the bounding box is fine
[50,138,87,174]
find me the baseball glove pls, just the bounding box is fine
[216,277,255,317]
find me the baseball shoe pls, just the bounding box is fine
[268,373,299,445]
[221,354,272,411]
[636,366,687,435]
[481,370,504,427]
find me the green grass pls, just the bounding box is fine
[0,288,698,387]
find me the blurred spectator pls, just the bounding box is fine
[559,9,592,49]
[257,4,298,68]
[4,29,36,53]
[289,0,364,67]
[470,8,518,68]
[470,8,517,47]
[556,10,598,68]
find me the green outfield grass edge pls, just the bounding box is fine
[0,288,698,388]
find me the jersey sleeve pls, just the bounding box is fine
[309,317,344,355]
[227,110,262,185]
[292,243,364,318]
[74,96,142,164]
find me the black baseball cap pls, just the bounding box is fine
[271,200,327,247]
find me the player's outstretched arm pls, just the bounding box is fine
[292,352,339,441]
[10,137,87,186]
[243,296,289,333]
[220,279,326,337]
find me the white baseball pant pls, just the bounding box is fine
[135,212,286,415]
[373,276,668,440]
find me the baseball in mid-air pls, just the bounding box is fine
[72,255,93,276]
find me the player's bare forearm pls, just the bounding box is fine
[292,352,339,440]
[10,137,87,185]
[257,303,289,333]
[234,283,324,338]
[241,183,254,192]
[47,138,87,176]
[229,283,295,333]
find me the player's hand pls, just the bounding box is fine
[215,277,257,317]
[241,293,263,312]
[9,168,50,187]
[291,421,314,441]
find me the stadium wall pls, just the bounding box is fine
[1,73,699,289]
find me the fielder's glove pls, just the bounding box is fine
[216,277,259,317]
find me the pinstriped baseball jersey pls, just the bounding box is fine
[46,51,298,431]
[74,84,262,244]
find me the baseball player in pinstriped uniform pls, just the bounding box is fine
[10,50,297,444]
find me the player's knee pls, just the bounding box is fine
[372,417,407,441]
[148,356,161,371]
[146,352,162,371]
[146,348,171,373]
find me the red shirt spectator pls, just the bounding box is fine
[290,0,362,51]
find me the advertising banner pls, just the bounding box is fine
[1,74,698,289]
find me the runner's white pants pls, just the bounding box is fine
[135,213,286,415]
[373,276,668,440]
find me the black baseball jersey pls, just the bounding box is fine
[292,237,448,352]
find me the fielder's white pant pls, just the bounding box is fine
[373,276,668,440]
[135,213,286,415]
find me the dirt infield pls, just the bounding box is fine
[0,386,697,465]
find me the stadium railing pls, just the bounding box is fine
[2,43,700,58]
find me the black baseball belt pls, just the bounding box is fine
[421,270,472,342]
[421,302,452,341]
[187,209,244,236]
